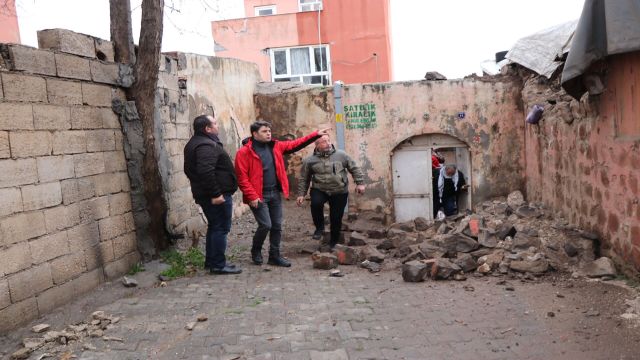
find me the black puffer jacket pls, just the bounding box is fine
[184,133,237,202]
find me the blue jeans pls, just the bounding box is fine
[198,194,232,269]
[250,190,283,258]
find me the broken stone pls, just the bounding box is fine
[122,276,138,287]
[366,228,386,239]
[83,343,97,351]
[512,233,541,251]
[583,257,616,278]
[477,263,492,274]
[466,215,483,238]
[43,331,62,342]
[90,319,101,325]
[453,273,467,281]
[31,324,50,333]
[361,245,386,263]
[463,285,475,291]
[470,248,494,258]
[92,311,107,320]
[509,259,549,274]
[515,205,542,219]
[390,221,415,232]
[347,231,368,246]
[197,314,208,322]
[68,323,88,332]
[360,260,381,273]
[23,338,45,350]
[186,322,196,331]
[563,242,579,257]
[10,348,31,360]
[103,336,124,342]
[453,253,477,273]
[507,191,525,209]
[89,329,104,338]
[395,245,413,259]
[478,229,498,248]
[436,223,450,235]
[424,71,447,80]
[478,250,504,270]
[334,245,362,265]
[579,231,599,241]
[329,269,344,277]
[498,262,510,274]
[402,260,430,282]
[430,258,461,280]
[312,252,338,270]
[402,249,426,263]
[418,243,447,259]
[414,217,431,231]
[376,239,395,250]
[496,222,517,240]
[440,233,479,253]
[387,228,407,239]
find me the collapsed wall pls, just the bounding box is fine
[0,29,139,332]
[255,77,525,219]
[520,51,640,273]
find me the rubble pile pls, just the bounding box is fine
[9,311,122,360]
[312,191,617,283]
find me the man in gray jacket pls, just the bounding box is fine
[296,135,365,249]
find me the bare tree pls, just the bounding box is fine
[110,0,169,253]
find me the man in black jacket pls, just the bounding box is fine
[184,114,241,275]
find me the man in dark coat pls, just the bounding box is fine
[437,164,469,216]
[184,114,241,275]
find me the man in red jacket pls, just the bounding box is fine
[235,120,329,267]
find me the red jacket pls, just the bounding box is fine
[235,131,319,204]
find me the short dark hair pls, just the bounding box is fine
[250,120,272,136]
[193,114,212,133]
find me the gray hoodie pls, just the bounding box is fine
[298,145,365,196]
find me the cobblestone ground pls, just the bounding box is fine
[2,202,640,360]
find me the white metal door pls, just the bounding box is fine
[392,148,432,222]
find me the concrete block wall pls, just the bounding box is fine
[0,30,138,333]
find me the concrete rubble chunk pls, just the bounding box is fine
[507,190,525,209]
[402,248,426,263]
[583,257,617,278]
[453,253,477,273]
[334,245,362,265]
[430,258,461,280]
[366,228,386,239]
[312,252,338,270]
[418,243,447,259]
[496,222,517,240]
[509,259,549,274]
[515,205,542,219]
[22,337,45,350]
[10,348,31,360]
[31,324,50,333]
[361,245,386,263]
[440,233,479,253]
[477,263,492,274]
[512,233,541,251]
[377,238,395,250]
[92,310,107,320]
[478,250,504,270]
[478,229,498,248]
[360,260,381,273]
[347,231,367,246]
[197,314,208,322]
[424,71,447,80]
[390,221,415,232]
[122,276,138,287]
[414,217,431,231]
[185,322,196,331]
[37,28,97,58]
[402,260,430,282]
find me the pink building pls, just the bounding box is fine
[0,0,21,44]
[212,0,392,85]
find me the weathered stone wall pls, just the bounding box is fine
[521,51,640,272]
[255,77,525,218]
[155,53,262,249]
[0,30,139,332]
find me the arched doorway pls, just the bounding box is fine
[391,134,471,222]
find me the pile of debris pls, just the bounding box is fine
[310,191,617,283]
[9,311,122,360]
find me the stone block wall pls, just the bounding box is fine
[0,30,138,332]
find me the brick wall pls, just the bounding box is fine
[0,29,139,333]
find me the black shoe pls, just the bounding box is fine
[206,263,236,270]
[312,230,323,240]
[210,266,242,275]
[251,252,263,265]
[268,256,291,267]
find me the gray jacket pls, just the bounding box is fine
[298,146,365,196]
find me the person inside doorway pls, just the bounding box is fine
[437,164,469,216]
[431,148,444,215]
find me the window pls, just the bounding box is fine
[269,45,330,85]
[299,0,322,12]
[254,5,276,16]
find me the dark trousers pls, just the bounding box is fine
[441,196,458,216]
[198,194,232,269]
[310,188,348,247]
[250,190,283,258]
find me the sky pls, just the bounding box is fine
[16,0,585,80]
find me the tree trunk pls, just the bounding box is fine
[130,0,168,253]
[109,0,136,64]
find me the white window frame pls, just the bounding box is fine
[269,45,331,86]
[298,0,322,12]
[254,5,276,16]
